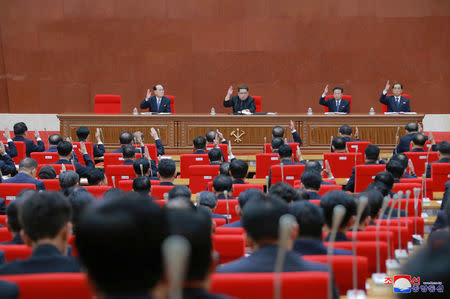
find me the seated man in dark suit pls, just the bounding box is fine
[321,191,357,242]
[319,86,350,113]
[268,144,305,186]
[338,125,360,142]
[53,141,94,178]
[208,148,223,165]
[140,84,172,113]
[112,130,165,156]
[87,168,107,186]
[198,191,228,224]
[76,194,167,298]
[157,158,176,186]
[66,189,94,236]
[121,144,136,165]
[269,182,301,204]
[386,159,408,183]
[3,158,45,191]
[291,200,352,255]
[133,157,157,178]
[395,122,424,153]
[76,127,105,158]
[44,134,63,152]
[391,153,416,178]
[270,137,284,154]
[410,133,427,152]
[2,129,18,158]
[38,165,57,179]
[364,190,384,225]
[0,192,80,274]
[299,171,322,199]
[192,136,207,154]
[132,176,153,200]
[206,129,228,145]
[331,136,347,153]
[229,159,248,184]
[0,142,16,176]
[223,85,256,114]
[374,171,396,199]
[379,81,411,112]
[426,141,450,178]
[168,186,191,201]
[0,280,18,298]
[212,174,234,199]
[11,122,45,157]
[58,171,80,196]
[272,121,303,146]
[305,161,335,186]
[222,188,265,228]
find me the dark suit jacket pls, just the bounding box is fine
[159,182,174,186]
[441,182,450,210]
[78,139,105,157]
[3,172,46,191]
[54,154,94,178]
[222,220,242,228]
[0,280,18,299]
[0,154,15,175]
[344,161,379,192]
[0,235,24,245]
[212,213,229,224]
[293,239,352,256]
[379,93,411,112]
[319,97,350,113]
[112,140,165,156]
[217,193,235,200]
[232,179,246,185]
[431,211,447,233]
[12,136,45,157]
[223,95,256,114]
[140,96,172,113]
[291,130,302,146]
[395,133,426,153]
[105,295,153,299]
[122,159,134,165]
[193,149,207,154]
[183,288,230,299]
[0,244,80,275]
[324,232,351,242]
[306,190,321,199]
[268,159,305,187]
[426,157,450,178]
[4,141,17,158]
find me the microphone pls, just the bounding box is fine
[111,176,116,188]
[162,235,191,299]
[394,191,408,259]
[280,162,284,183]
[164,192,169,202]
[412,187,423,245]
[422,170,430,204]
[327,205,346,299]
[394,126,400,154]
[274,214,297,299]
[224,190,230,221]
[371,196,391,285]
[347,196,368,299]
[264,137,267,153]
[354,145,359,169]
[385,194,401,270]
[404,189,413,251]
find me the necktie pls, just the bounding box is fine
[157,98,161,111]
[336,100,340,111]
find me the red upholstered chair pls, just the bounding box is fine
[323,152,364,178]
[346,141,371,158]
[323,95,352,112]
[0,228,12,243]
[36,164,75,177]
[354,164,387,193]
[104,165,136,187]
[303,255,368,295]
[103,153,143,166]
[270,164,306,186]
[215,200,240,223]
[392,183,421,197]
[431,163,450,192]
[40,179,61,191]
[253,95,262,112]
[382,94,410,113]
[404,216,425,235]
[179,154,209,178]
[404,152,439,178]
[318,184,342,196]
[212,234,245,264]
[3,141,26,164]
[0,215,7,226]
[213,218,227,227]
[214,227,245,235]
[165,95,175,113]
[0,273,93,299]
[388,198,422,218]
[399,178,433,200]
[117,179,161,192]
[94,94,121,114]
[263,143,300,156]
[84,186,112,199]
[0,245,33,262]
[151,185,175,200]
[344,231,395,256]
[30,152,60,164]
[0,183,36,206]
[309,199,321,206]
[369,219,414,240]
[232,184,264,197]
[364,226,409,250]
[210,272,329,299]
[72,142,94,166]
[189,165,220,193]
[255,153,280,178]
[154,200,167,208]
[206,144,229,162]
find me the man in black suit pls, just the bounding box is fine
[112,129,165,156]
[363,190,384,226]
[321,191,357,242]
[140,84,172,113]
[229,159,248,184]
[2,129,17,159]
[212,174,234,199]
[395,122,424,153]
[87,168,107,186]
[223,85,256,114]
[409,132,437,152]
[268,144,304,186]
[133,157,157,178]
[0,142,16,176]
[75,195,167,298]
[59,171,80,196]
[168,185,191,201]
[269,182,302,203]
[0,192,80,275]
[319,86,350,113]
[3,158,45,191]
[270,137,284,154]
[272,121,303,146]
[44,134,63,152]
[54,141,94,178]
[132,176,153,199]
[11,122,44,157]
[300,171,322,199]
[291,200,352,255]
[121,144,136,165]
[426,141,450,178]
[208,148,223,165]
[192,136,207,154]
[379,81,411,112]
[331,136,347,153]
[0,191,34,245]
[76,127,105,158]
[305,161,335,186]
[222,188,265,228]
[338,125,360,142]
[157,158,176,186]
[198,191,228,223]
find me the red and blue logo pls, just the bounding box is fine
[393,275,411,293]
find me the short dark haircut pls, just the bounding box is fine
[305,160,322,174]
[198,191,217,209]
[272,126,284,138]
[103,188,125,201]
[333,87,344,93]
[363,190,384,219]
[87,168,106,185]
[119,131,133,145]
[153,84,164,90]
[229,159,248,179]
[339,125,352,136]
[48,134,63,146]
[59,170,80,189]
[7,193,31,232]
[332,136,346,150]
[405,122,419,133]
[301,171,322,191]
[271,137,284,150]
[374,171,394,191]
[278,144,293,159]
[392,82,403,89]
[208,148,222,162]
[242,196,289,242]
[290,200,324,239]
[13,122,27,135]
[205,130,217,143]
[168,185,191,200]
[295,189,310,201]
[157,159,176,178]
[320,190,357,229]
[38,165,57,179]
[57,141,73,156]
[355,193,371,224]
[18,157,38,172]
[237,86,249,92]
[76,197,167,294]
[238,188,265,209]
[132,176,151,195]
[219,162,230,176]
[67,189,95,234]
[412,133,427,147]
[386,159,404,179]
[212,174,232,192]
[366,181,390,197]
[133,158,150,176]
[167,208,212,281]
[20,191,72,242]
[76,127,90,140]
[391,153,408,170]
[269,182,300,203]
[122,144,136,159]
[365,144,380,161]
[437,141,450,155]
[193,136,206,150]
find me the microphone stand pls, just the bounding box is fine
[162,235,191,299]
[385,195,401,270]
[404,190,414,251]
[394,191,408,259]
[412,187,423,245]
[371,196,391,285]
[224,190,230,222]
[327,205,346,299]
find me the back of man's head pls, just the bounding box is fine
[87,168,106,185]
[412,133,427,147]
[437,141,450,156]
[76,127,90,140]
[269,182,299,203]
[6,190,34,233]
[290,200,324,239]
[219,162,230,176]
[102,188,125,201]
[278,144,292,159]
[301,171,322,191]
[332,136,346,151]
[119,131,133,145]
[122,144,136,159]
[132,176,151,195]
[157,158,176,179]
[57,141,73,157]
[38,165,57,180]
[363,189,384,219]
[374,171,394,191]
[133,158,150,177]
[59,170,80,189]
[305,160,322,174]
[212,174,232,193]
[13,122,28,136]
[366,181,390,197]
[405,122,418,133]
[238,188,265,210]
[365,144,380,161]
[67,189,95,234]
[48,134,63,146]
[320,191,356,230]
[208,148,222,163]
[391,153,408,170]
[76,197,167,295]
[193,136,206,150]
[386,159,405,179]
[198,191,217,210]
[339,125,352,136]
[20,191,72,242]
[271,137,284,150]
[205,130,217,143]
[272,126,284,138]
[168,185,191,201]
[229,159,248,179]
[18,158,38,173]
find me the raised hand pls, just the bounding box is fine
[146,89,151,99]
[95,128,101,142]
[323,160,333,178]
[150,127,159,140]
[80,142,87,155]
[213,133,219,147]
[228,140,233,156]
[428,132,435,145]
[296,146,302,162]
[225,86,233,101]
[216,129,224,140]
[408,159,415,175]
[3,129,10,141]
[418,123,423,133]
[289,120,295,132]
[354,127,359,140]
[61,163,66,172]
[323,85,329,95]
[144,146,151,160]
[383,80,390,93]
[34,130,40,140]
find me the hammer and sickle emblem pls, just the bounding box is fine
[230,128,245,143]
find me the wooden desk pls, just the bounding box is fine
[58,113,424,154]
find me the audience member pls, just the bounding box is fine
[45,134,63,152]
[304,160,334,185]
[168,185,191,201]
[102,188,125,201]
[269,182,300,203]
[54,141,94,178]
[38,165,57,179]
[426,141,450,178]
[219,162,231,176]
[212,174,234,199]
[198,191,228,224]
[66,189,95,235]
[331,136,347,153]
[410,133,427,152]
[395,122,423,154]
[133,157,157,178]
[132,176,152,198]
[76,127,105,157]
[3,158,45,191]
[157,159,176,185]
[208,148,223,165]
[229,159,248,184]
[222,188,265,228]
[272,121,302,146]
[321,191,357,242]
[270,137,284,153]
[300,171,322,199]
[12,122,44,157]
[338,125,360,142]
[1,129,17,158]
[87,168,107,186]
[121,144,136,165]
[0,142,16,176]
[59,171,80,195]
